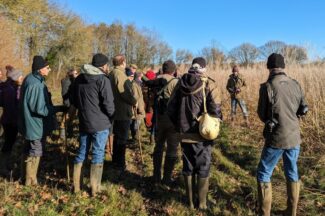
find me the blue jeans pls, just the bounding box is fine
[74,129,109,164]
[231,98,248,117]
[257,146,300,182]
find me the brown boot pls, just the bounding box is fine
[257,182,272,216]
[285,181,300,216]
[90,164,103,196]
[198,177,209,210]
[184,175,194,209]
[25,156,40,186]
[73,163,83,193]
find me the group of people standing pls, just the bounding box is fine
[0,52,307,215]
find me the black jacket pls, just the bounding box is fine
[72,64,115,133]
[167,72,222,140]
[61,76,75,108]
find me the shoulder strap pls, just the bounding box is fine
[157,78,177,96]
[201,77,208,113]
[265,81,275,120]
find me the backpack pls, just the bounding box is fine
[156,78,177,115]
[197,77,221,140]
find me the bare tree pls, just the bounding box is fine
[228,43,259,66]
[283,45,308,64]
[259,40,286,58]
[176,49,193,66]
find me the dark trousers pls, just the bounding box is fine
[24,137,46,157]
[181,141,212,178]
[112,120,130,169]
[1,124,18,153]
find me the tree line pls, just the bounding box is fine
[0,0,310,79]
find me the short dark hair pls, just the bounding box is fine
[162,60,176,74]
[112,54,125,66]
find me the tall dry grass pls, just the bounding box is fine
[199,63,325,156]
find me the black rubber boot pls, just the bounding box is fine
[162,157,177,186]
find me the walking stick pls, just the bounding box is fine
[64,114,70,182]
[134,107,144,165]
[137,124,144,164]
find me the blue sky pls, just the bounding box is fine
[53,0,325,58]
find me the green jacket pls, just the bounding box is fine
[19,71,55,140]
[226,73,246,99]
[108,66,137,120]
[257,72,306,149]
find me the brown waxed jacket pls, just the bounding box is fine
[132,81,145,120]
[108,66,137,120]
[257,71,306,149]
[226,73,246,99]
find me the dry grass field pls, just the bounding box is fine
[0,63,324,215]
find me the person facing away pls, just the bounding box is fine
[256,53,308,216]
[0,68,24,176]
[60,68,78,138]
[126,66,145,146]
[167,57,222,210]
[226,65,250,127]
[108,54,137,172]
[19,55,64,186]
[71,53,115,196]
[143,60,180,186]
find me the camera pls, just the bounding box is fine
[296,104,308,117]
[265,118,278,133]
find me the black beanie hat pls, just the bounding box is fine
[32,55,49,71]
[267,53,285,69]
[192,57,207,68]
[162,60,176,74]
[92,53,109,67]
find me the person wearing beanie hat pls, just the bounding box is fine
[256,53,307,216]
[32,56,50,75]
[167,56,222,210]
[108,54,137,172]
[226,65,249,127]
[145,70,156,80]
[0,68,24,176]
[142,60,180,186]
[92,53,109,68]
[19,55,64,185]
[267,53,285,69]
[71,53,114,195]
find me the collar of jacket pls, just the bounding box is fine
[32,71,45,82]
[268,71,286,81]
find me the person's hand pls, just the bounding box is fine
[236,88,241,93]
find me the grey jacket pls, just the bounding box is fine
[257,71,306,149]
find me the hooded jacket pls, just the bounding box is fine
[72,64,115,133]
[167,72,222,142]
